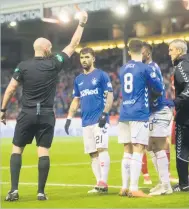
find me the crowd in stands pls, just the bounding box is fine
[2,42,186,119]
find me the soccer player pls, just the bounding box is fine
[118,39,163,197]
[142,71,178,185]
[1,11,88,201]
[169,39,189,192]
[142,42,173,195]
[64,47,113,193]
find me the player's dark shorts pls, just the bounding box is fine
[13,110,55,148]
[175,123,189,162]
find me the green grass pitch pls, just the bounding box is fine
[1,137,189,208]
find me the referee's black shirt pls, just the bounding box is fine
[174,54,189,125]
[12,52,69,112]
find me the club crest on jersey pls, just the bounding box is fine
[150,72,156,78]
[92,78,97,85]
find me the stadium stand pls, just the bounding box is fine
[2,42,188,119]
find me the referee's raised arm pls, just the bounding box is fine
[52,11,88,72]
[63,11,88,58]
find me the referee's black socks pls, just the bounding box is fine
[38,156,50,194]
[10,153,22,191]
[176,157,189,187]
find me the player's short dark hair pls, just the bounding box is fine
[80,47,95,57]
[128,39,143,53]
[143,42,153,54]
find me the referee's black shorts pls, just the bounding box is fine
[175,123,189,162]
[13,110,55,148]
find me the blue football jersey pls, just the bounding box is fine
[149,62,174,112]
[73,69,113,127]
[119,60,163,121]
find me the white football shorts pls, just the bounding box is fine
[82,123,109,154]
[149,106,173,137]
[118,121,149,145]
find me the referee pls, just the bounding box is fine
[1,11,88,201]
[169,39,189,192]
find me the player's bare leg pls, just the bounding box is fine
[37,147,50,200]
[5,145,24,201]
[142,153,152,184]
[128,144,151,198]
[148,137,173,196]
[119,143,132,196]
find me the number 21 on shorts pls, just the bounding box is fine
[124,73,133,93]
[95,135,103,144]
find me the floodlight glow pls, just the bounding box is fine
[9,21,17,27]
[115,5,127,16]
[42,18,59,24]
[140,3,149,12]
[152,0,166,11]
[58,13,70,23]
[74,12,81,20]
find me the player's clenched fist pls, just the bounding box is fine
[64,119,71,135]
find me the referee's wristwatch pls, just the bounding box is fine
[1,109,6,112]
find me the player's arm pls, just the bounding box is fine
[174,62,189,109]
[99,72,114,128]
[146,66,163,95]
[149,67,163,100]
[67,97,80,119]
[103,91,114,114]
[99,91,114,128]
[62,11,88,57]
[64,78,80,135]
[64,97,80,135]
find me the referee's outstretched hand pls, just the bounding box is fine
[98,112,107,128]
[65,119,71,135]
[78,11,88,24]
[1,112,6,125]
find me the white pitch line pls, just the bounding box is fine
[0,182,121,188]
[0,182,147,189]
[1,160,120,170]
